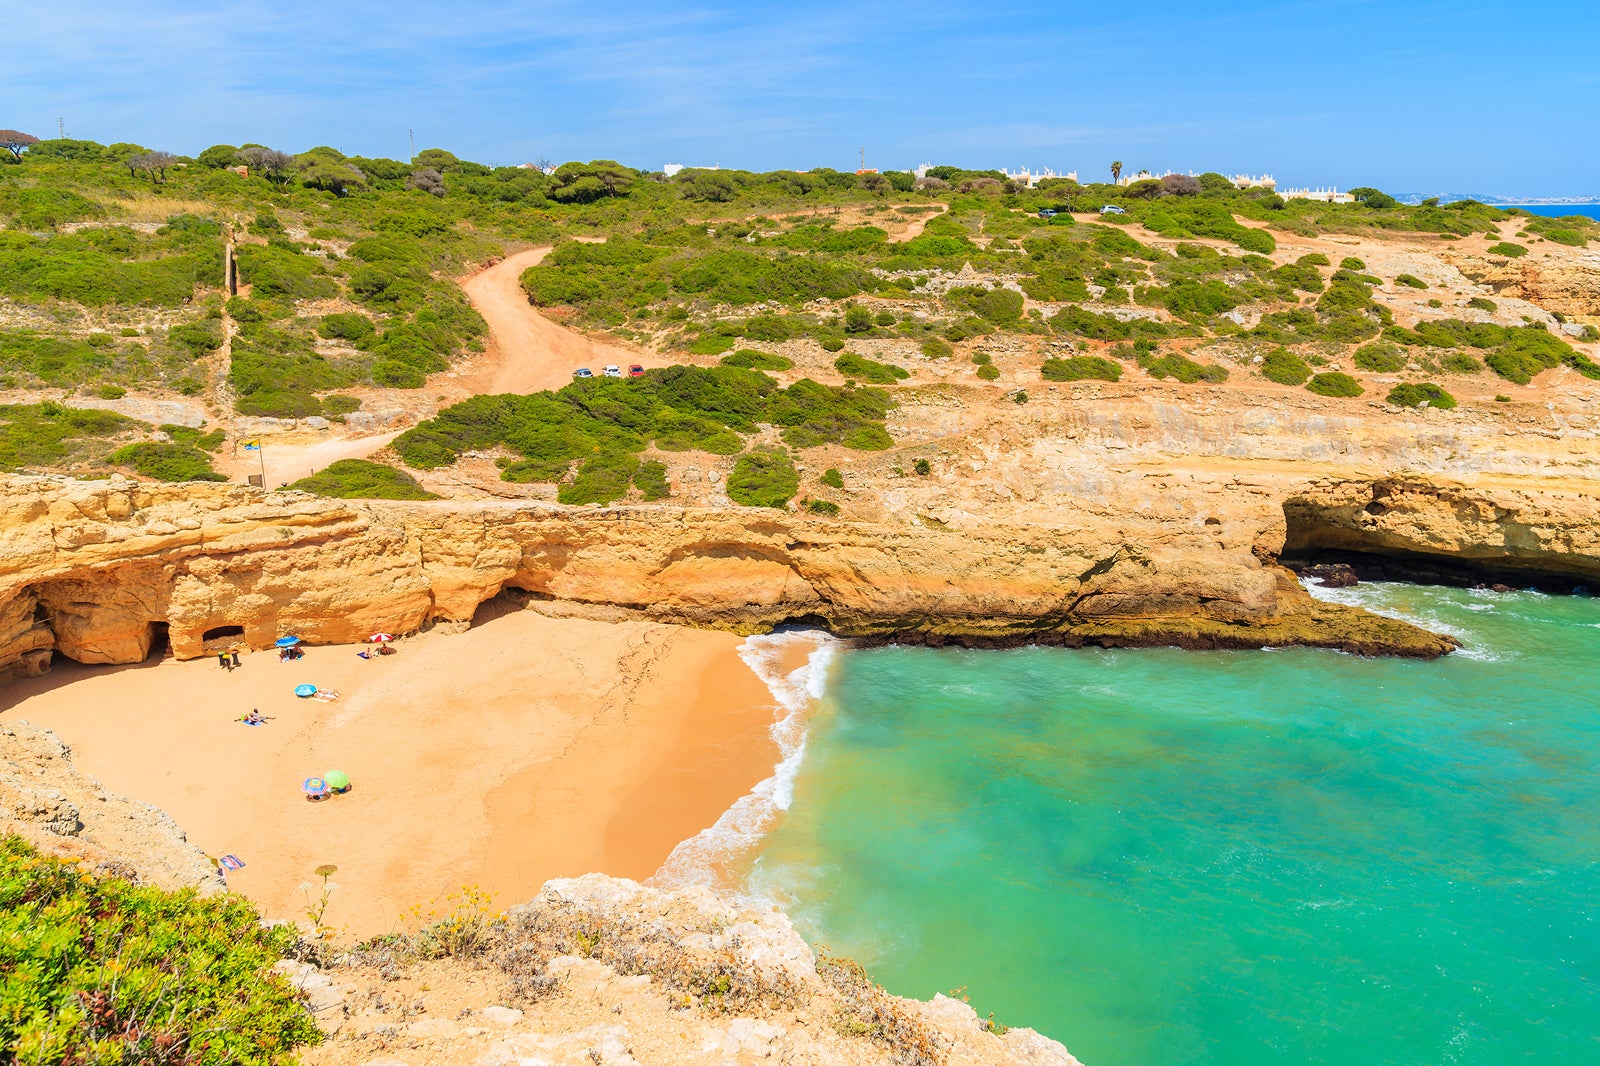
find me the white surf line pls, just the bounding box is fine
[648,630,840,890]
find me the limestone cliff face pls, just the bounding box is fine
[1284,477,1600,583]
[1476,258,1600,321]
[0,472,1462,678]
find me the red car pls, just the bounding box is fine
[628,364,646,377]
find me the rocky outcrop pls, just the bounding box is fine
[0,473,1460,678]
[1284,477,1600,585]
[301,873,1081,1066]
[0,718,220,890]
[1475,258,1600,321]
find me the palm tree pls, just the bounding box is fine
[1110,161,1124,184]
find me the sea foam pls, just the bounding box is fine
[648,630,838,890]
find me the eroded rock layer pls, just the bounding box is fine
[0,472,1483,679]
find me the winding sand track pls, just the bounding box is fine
[459,247,653,396]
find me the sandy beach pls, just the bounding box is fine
[0,605,782,937]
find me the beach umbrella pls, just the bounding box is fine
[369,633,394,643]
[275,635,301,648]
[294,683,317,698]
[324,769,351,791]
[302,777,329,797]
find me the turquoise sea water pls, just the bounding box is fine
[747,584,1600,1065]
[1498,204,1600,221]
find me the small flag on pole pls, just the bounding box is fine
[241,440,261,451]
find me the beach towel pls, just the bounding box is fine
[220,854,245,871]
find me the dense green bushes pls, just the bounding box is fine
[0,221,221,307]
[834,352,909,383]
[1386,382,1457,409]
[1261,348,1311,385]
[1487,242,1527,258]
[0,835,319,1064]
[108,440,227,481]
[288,458,438,499]
[1041,355,1122,382]
[0,401,145,469]
[393,366,892,503]
[1305,372,1364,397]
[1143,352,1228,383]
[1354,341,1408,372]
[722,349,793,371]
[727,448,799,507]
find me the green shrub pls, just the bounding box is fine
[834,352,909,383]
[727,448,799,507]
[913,458,931,476]
[93,384,126,399]
[1297,253,1330,266]
[162,424,227,451]
[1487,242,1527,258]
[1395,274,1428,289]
[1386,382,1457,409]
[1305,372,1364,397]
[687,334,737,355]
[1495,394,1511,402]
[1467,297,1496,312]
[1144,353,1228,383]
[1041,355,1122,382]
[946,285,1024,326]
[805,497,841,515]
[0,402,146,470]
[288,458,438,499]
[821,337,846,352]
[1440,351,1483,374]
[920,337,954,359]
[1340,257,1366,270]
[1261,347,1311,385]
[722,349,793,371]
[820,467,844,489]
[109,440,227,481]
[0,835,320,1065]
[1354,341,1408,372]
[976,363,1001,380]
[318,312,376,342]
[634,459,670,500]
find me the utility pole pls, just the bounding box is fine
[409,128,415,161]
[859,146,865,171]
[57,117,64,139]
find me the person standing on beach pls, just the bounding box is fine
[230,649,242,668]
[218,650,229,670]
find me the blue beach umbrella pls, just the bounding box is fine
[275,635,301,648]
[302,777,329,797]
[294,683,317,698]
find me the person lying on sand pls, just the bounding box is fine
[311,690,340,701]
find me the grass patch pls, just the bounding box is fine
[1386,382,1457,409]
[0,401,147,470]
[721,349,793,371]
[1041,355,1122,382]
[108,440,228,481]
[1261,347,1311,385]
[834,352,909,383]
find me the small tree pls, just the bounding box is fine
[1110,160,1124,183]
[407,167,446,196]
[237,146,295,183]
[0,129,39,161]
[1161,173,1201,196]
[126,150,178,183]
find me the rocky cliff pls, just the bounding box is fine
[0,472,1465,680]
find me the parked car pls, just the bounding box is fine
[573,367,593,378]
[603,365,622,378]
[1100,205,1127,216]
[628,364,646,377]
[1038,208,1058,218]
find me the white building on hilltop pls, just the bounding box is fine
[1281,186,1355,203]
[999,167,1079,188]
[1232,174,1276,190]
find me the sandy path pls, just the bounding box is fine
[458,248,653,396]
[1,610,780,936]
[213,430,404,489]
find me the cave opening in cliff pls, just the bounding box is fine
[1281,505,1588,594]
[200,624,244,645]
[146,622,171,660]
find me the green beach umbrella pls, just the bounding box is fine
[324,769,351,791]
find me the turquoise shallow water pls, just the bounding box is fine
[747,584,1600,1065]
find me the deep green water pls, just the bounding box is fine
[747,584,1600,1065]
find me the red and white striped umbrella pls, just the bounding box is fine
[369,633,394,643]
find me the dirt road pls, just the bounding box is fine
[458,247,650,395]
[215,430,404,489]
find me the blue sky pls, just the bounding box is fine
[6,0,1597,195]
